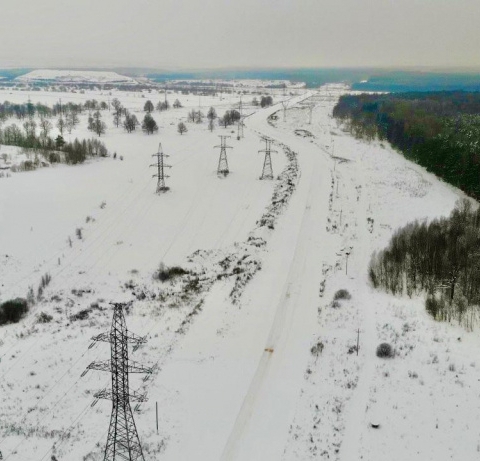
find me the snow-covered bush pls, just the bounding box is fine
[376,342,393,358]
[153,263,188,282]
[37,312,53,323]
[333,289,351,300]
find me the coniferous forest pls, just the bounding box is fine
[333,91,480,199]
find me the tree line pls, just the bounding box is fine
[333,91,480,199]
[369,199,480,329]
[0,121,108,167]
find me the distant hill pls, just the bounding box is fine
[15,69,137,85]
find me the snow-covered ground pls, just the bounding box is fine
[16,69,137,85]
[0,83,479,461]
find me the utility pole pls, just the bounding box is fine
[281,100,288,122]
[150,142,171,193]
[308,103,314,124]
[84,303,152,461]
[259,137,276,180]
[215,135,232,176]
[356,328,360,356]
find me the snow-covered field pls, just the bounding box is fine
[0,82,479,461]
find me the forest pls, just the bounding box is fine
[333,91,480,199]
[369,200,480,330]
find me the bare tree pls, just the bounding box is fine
[39,119,53,142]
[57,117,66,135]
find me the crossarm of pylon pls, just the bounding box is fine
[91,331,111,343]
[130,390,149,402]
[93,388,147,403]
[128,360,153,374]
[125,331,148,345]
[94,388,113,400]
[87,360,111,372]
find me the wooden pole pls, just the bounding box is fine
[356,328,360,356]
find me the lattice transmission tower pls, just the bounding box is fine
[237,96,244,140]
[215,135,232,176]
[259,137,277,180]
[84,303,152,461]
[151,142,171,193]
[237,118,244,140]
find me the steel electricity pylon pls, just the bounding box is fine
[215,135,232,176]
[151,142,171,193]
[259,137,277,180]
[84,303,152,461]
[237,117,244,140]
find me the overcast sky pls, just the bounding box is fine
[1,0,479,70]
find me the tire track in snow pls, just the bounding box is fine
[220,92,331,461]
[339,148,378,461]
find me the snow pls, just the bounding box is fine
[0,82,479,461]
[16,69,137,85]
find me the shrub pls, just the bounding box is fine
[70,308,91,321]
[26,286,35,306]
[0,298,29,325]
[154,263,188,282]
[40,272,51,289]
[426,296,444,319]
[37,312,53,323]
[376,342,393,358]
[334,289,351,300]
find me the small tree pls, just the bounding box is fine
[156,100,170,111]
[144,100,154,113]
[207,107,217,122]
[89,111,106,137]
[55,135,65,150]
[111,98,122,114]
[66,111,79,133]
[39,119,53,144]
[124,113,139,133]
[142,113,158,134]
[177,122,188,135]
[260,96,273,108]
[173,99,182,109]
[57,116,66,135]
